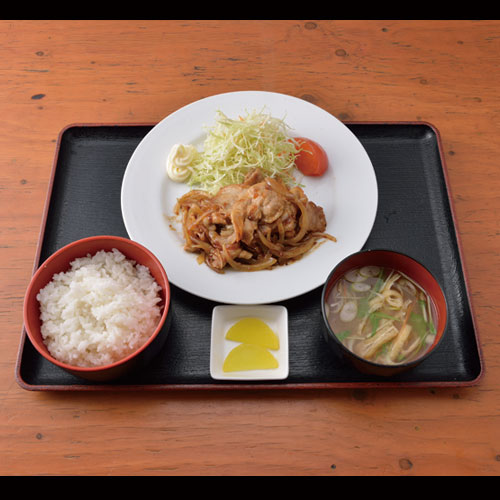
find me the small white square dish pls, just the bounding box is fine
[210,305,289,381]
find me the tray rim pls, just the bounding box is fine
[15,120,484,391]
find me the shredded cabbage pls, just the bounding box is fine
[184,108,300,193]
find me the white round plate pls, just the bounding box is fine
[121,91,378,304]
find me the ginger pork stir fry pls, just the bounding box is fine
[174,168,336,272]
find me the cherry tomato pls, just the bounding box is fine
[293,137,328,176]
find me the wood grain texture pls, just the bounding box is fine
[1,20,499,476]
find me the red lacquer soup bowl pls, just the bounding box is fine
[320,249,448,377]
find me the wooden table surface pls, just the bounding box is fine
[1,19,499,476]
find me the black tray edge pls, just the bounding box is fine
[14,121,484,391]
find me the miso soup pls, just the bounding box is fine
[325,266,437,365]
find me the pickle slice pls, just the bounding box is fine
[225,317,279,350]
[223,343,279,372]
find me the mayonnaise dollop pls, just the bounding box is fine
[166,144,198,182]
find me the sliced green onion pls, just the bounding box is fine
[340,301,358,322]
[336,330,351,341]
[359,266,381,278]
[351,282,371,292]
[344,269,366,283]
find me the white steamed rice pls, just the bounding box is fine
[36,248,163,368]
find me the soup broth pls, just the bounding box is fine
[325,266,437,365]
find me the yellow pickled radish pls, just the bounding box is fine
[225,317,279,350]
[223,343,279,372]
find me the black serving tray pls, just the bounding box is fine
[15,122,483,390]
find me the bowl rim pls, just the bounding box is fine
[320,248,449,371]
[23,235,171,373]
